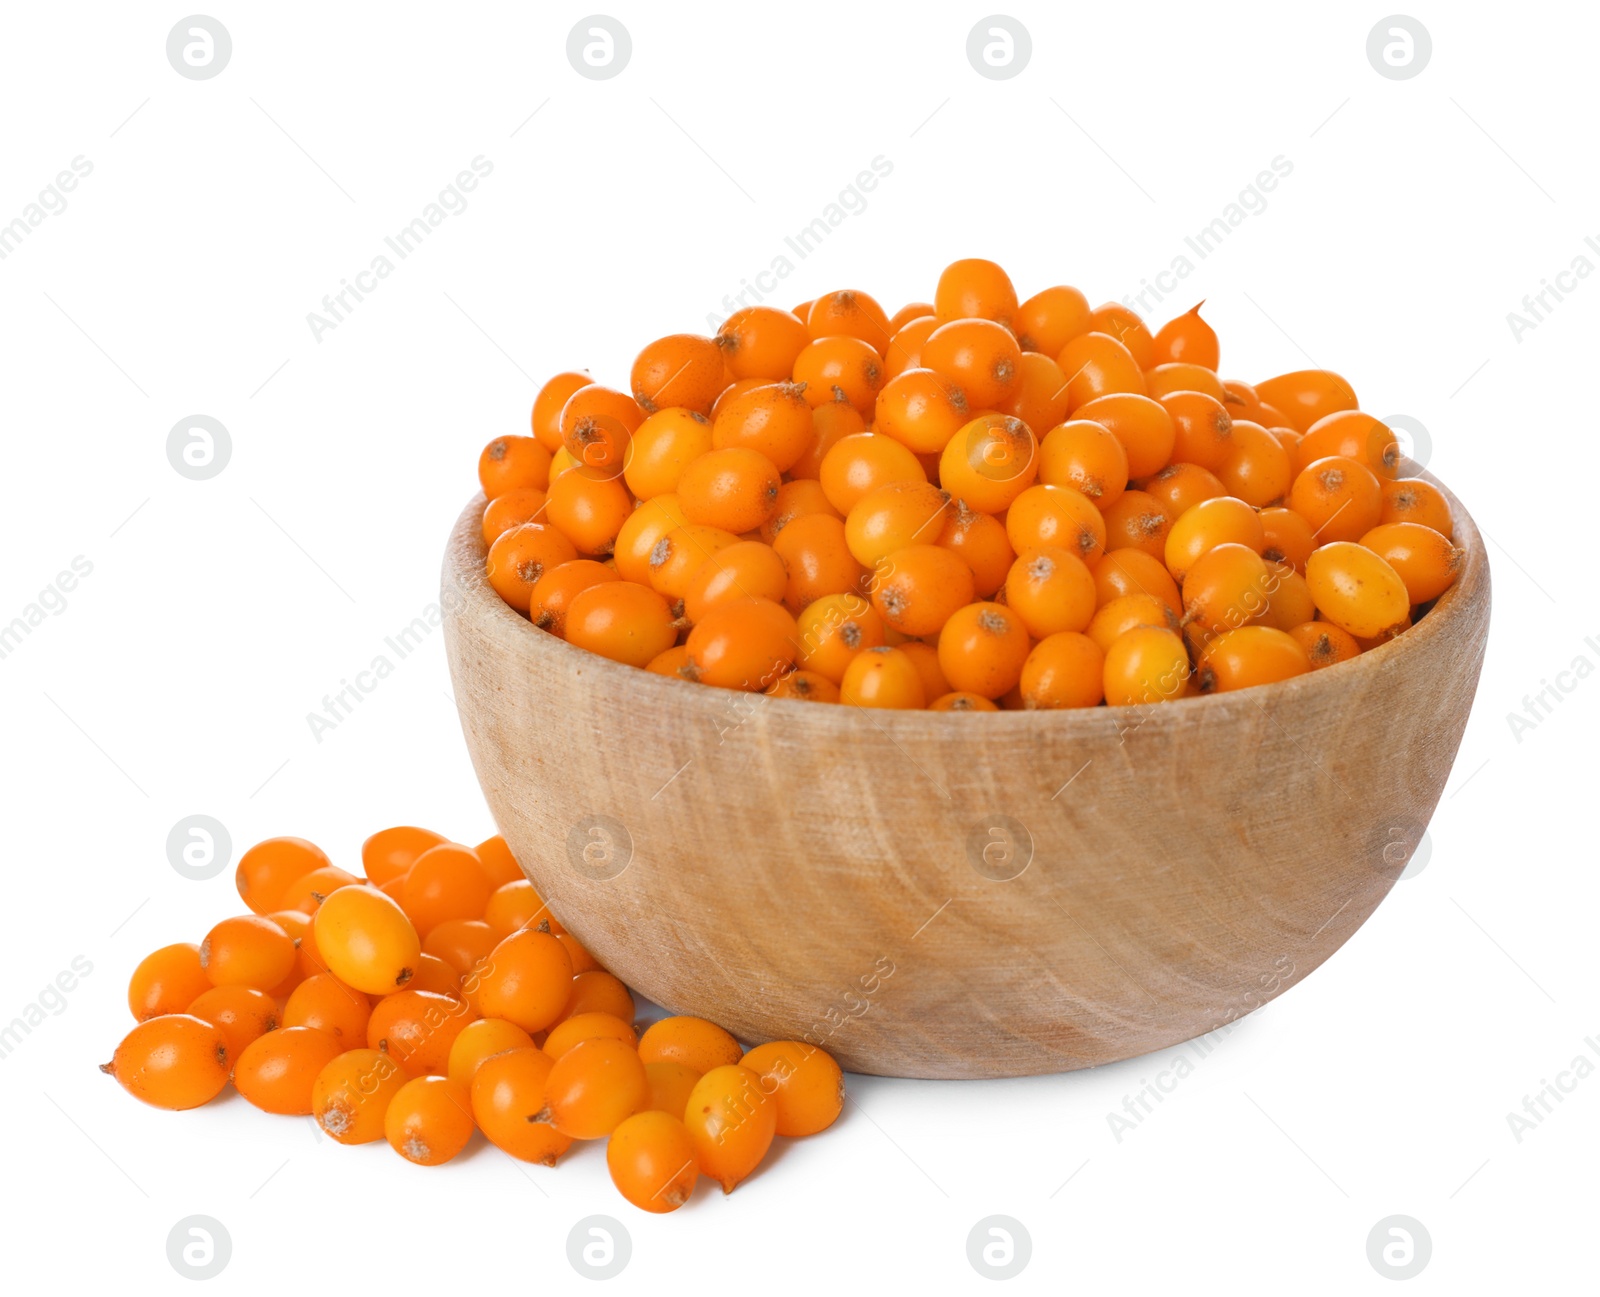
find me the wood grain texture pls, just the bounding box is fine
[442,472,1491,1079]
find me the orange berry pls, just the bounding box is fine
[1197,626,1310,693]
[102,1014,230,1110]
[929,691,1000,712]
[1101,490,1173,559]
[793,335,884,414]
[1289,455,1382,544]
[545,1036,649,1139]
[547,467,633,557]
[1181,543,1276,635]
[648,524,740,604]
[1253,369,1358,433]
[679,446,782,534]
[565,581,679,668]
[820,432,927,515]
[479,434,552,500]
[483,878,548,939]
[761,478,842,544]
[1005,484,1107,565]
[200,915,295,990]
[935,258,1018,326]
[361,826,447,888]
[487,523,579,614]
[185,985,278,1058]
[1145,362,1228,403]
[1004,546,1096,637]
[1102,625,1191,707]
[840,646,927,709]
[1294,410,1400,479]
[283,972,370,1044]
[561,384,645,473]
[1305,541,1411,639]
[715,306,810,380]
[638,1016,743,1074]
[644,1061,703,1117]
[385,1075,475,1166]
[277,865,363,916]
[1038,419,1130,509]
[471,1046,573,1165]
[1151,302,1219,369]
[740,1040,844,1137]
[871,544,975,637]
[563,970,635,1023]
[624,408,713,499]
[1358,522,1463,604]
[845,480,951,568]
[1216,419,1293,507]
[765,669,841,702]
[532,371,594,452]
[684,1064,777,1193]
[544,1011,638,1058]
[128,943,211,1021]
[794,593,885,683]
[683,596,800,691]
[367,988,476,1078]
[1164,496,1265,583]
[935,504,1015,597]
[1020,632,1106,709]
[789,401,867,480]
[939,414,1038,513]
[399,844,494,938]
[710,381,814,472]
[423,918,498,976]
[608,1111,700,1212]
[234,1025,344,1114]
[1160,390,1233,471]
[1140,462,1226,519]
[529,560,620,637]
[1380,478,1453,537]
[806,289,894,354]
[1056,331,1145,410]
[235,836,330,916]
[922,317,1023,407]
[482,486,550,546]
[312,1047,408,1144]
[446,1017,535,1087]
[1289,621,1362,669]
[631,333,723,415]
[1259,506,1318,574]
[1092,547,1183,615]
[883,314,939,379]
[477,928,573,1032]
[1015,284,1092,356]
[614,495,688,585]
[1087,594,1181,653]
[682,540,790,625]
[771,513,869,613]
[937,602,1030,699]
[874,368,971,454]
[1000,351,1072,436]
[313,885,422,997]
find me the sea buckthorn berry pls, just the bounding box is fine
[1087,594,1181,653]
[446,1017,535,1087]
[367,988,476,1078]
[922,317,1023,407]
[889,301,935,331]
[549,448,577,480]
[940,414,1039,513]
[684,596,800,691]
[935,258,1018,326]
[423,918,498,976]
[883,314,939,379]
[1006,484,1107,564]
[1092,548,1183,615]
[685,1064,777,1193]
[936,503,1015,597]
[200,915,295,990]
[820,432,928,515]
[1056,331,1145,410]
[487,523,579,614]
[1181,543,1275,635]
[545,1036,649,1140]
[532,371,595,451]
[283,972,370,1044]
[874,368,971,454]
[807,289,894,353]
[1259,506,1317,573]
[401,844,495,938]
[313,1047,408,1145]
[186,985,278,1058]
[1305,541,1411,639]
[277,866,363,915]
[1145,363,1228,403]
[682,541,790,625]
[1289,455,1382,544]
[385,1075,475,1166]
[1159,391,1233,471]
[409,954,467,999]
[102,1015,230,1110]
[716,306,810,380]
[1073,393,1176,479]
[648,524,740,603]
[678,447,782,534]
[1140,462,1226,520]
[929,691,1000,711]
[795,593,885,683]
[871,544,975,637]
[530,560,620,637]
[1216,419,1293,507]
[362,826,447,888]
[1358,522,1463,604]
[270,909,330,983]
[477,928,574,1032]
[791,401,867,479]
[740,1041,844,1137]
[234,1025,344,1114]
[1102,490,1173,559]
[1000,350,1072,435]
[1295,410,1400,479]
[1151,302,1219,369]
[1253,369,1358,433]
[1004,547,1096,637]
[648,645,690,676]
[1257,563,1316,632]
[1102,625,1191,707]
[1289,621,1362,669]
[545,1012,638,1059]
[766,670,841,702]
[624,408,713,499]
[1164,495,1265,583]
[845,481,952,567]
[484,879,547,939]
[937,602,1031,699]
[840,646,927,709]
[631,333,724,414]
[1197,626,1310,693]
[1015,284,1091,355]
[771,513,869,612]
[1038,419,1130,508]
[793,335,884,414]
[557,934,600,974]
[1087,303,1155,369]
[1221,378,1263,416]
[313,885,422,997]
[236,837,330,916]
[471,1046,572,1165]
[762,478,841,544]
[1381,478,1453,537]
[561,384,645,472]
[614,495,688,584]
[712,381,815,472]
[547,467,632,556]
[479,435,552,500]
[563,970,635,1023]
[1020,632,1106,709]
[565,581,679,668]
[639,1016,744,1075]
[608,1111,700,1212]
[129,943,211,1021]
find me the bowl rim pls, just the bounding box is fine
[444,464,1489,730]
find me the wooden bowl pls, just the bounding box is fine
[442,473,1490,1079]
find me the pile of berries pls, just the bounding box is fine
[477,259,1463,708]
[106,831,841,1211]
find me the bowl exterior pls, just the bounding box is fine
[444,478,1490,1078]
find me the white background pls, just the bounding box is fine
[2,2,1595,1291]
